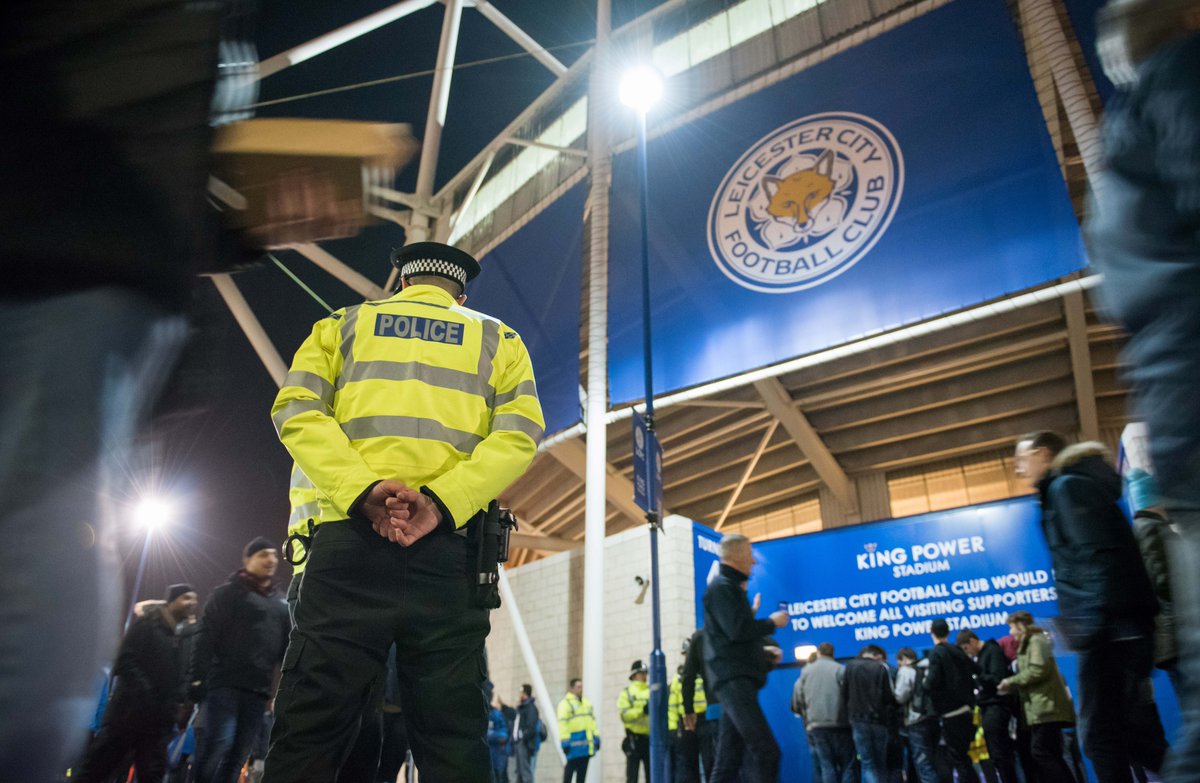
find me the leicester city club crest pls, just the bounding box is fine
[707,112,904,293]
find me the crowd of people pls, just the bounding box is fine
[791,617,1106,783]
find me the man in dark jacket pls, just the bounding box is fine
[512,684,542,783]
[74,584,198,783]
[681,629,717,782]
[841,645,895,783]
[1015,433,1166,782]
[958,630,1017,783]
[190,538,290,783]
[703,534,788,782]
[1086,4,1200,779]
[925,619,976,783]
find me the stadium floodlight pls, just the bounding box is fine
[134,496,175,534]
[618,66,664,114]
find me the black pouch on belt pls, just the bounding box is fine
[472,501,518,609]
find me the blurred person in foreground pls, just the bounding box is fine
[1085,1,1200,778]
[1126,468,1185,697]
[1014,433,1167,781]
[0,3,368,779]
[704,534,788,782]
[74,585,198,783]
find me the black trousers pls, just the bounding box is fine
[674,717,717,783]
[625,732,650,783]
[562,756,589,783]
[711,679,781,783]
[1076,637,1168,783]
[1028,723,1075,783]
[980,703,1018,783]
[74,719,170,783]
[263,520,491,783]
[940,711,976,783]
[286,574,386,783]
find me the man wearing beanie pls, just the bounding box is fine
[190,538,290,783]
[73,584,198,783]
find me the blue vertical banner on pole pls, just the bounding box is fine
[471,184,586,436]
[609,0,1087,404]
[632,411,663,516]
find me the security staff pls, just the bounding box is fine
[557,678,598,783]
[618,660,652,783]
[681,629,715,783]
[263,242,544,783]
[677,634,713,783]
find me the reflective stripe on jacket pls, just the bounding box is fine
[668,674,707,732]
[618,681,651,735]
[272,284,544,526]
[556,693,597,759]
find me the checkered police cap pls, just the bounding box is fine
[390,242,481,291]
[400,257,468,288]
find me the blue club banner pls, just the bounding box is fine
[692,498,1060,651]
[470,184,586,437]
[609,0,1087,404]
[691,498,1181,780]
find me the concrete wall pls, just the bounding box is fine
[486,516,698,782]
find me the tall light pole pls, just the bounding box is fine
[619,64,667,783]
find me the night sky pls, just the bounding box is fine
[126,1,661,608]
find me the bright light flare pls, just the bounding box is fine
[618,66,664,114]
[134,497,175,533]
[794,644,819,663]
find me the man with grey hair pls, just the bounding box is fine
[1087,2,1200,780]
[703,534,788,782]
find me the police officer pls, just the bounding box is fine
[263,242,544,783]
[619,660,652,783]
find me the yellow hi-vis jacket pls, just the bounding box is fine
[271,284,544,527]
[557,693,598,759]
[618,680,651,736]
[668,674,707,731]
[286,463,321,575]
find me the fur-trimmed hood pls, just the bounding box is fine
[1051,441,1110,471]
[1047,440,1123,504]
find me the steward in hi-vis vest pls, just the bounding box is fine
[619,660,651,783]
[263,242,544,783]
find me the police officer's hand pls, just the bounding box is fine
[384,488,444,547]
[361,480,411,533]
[683,713,697,731]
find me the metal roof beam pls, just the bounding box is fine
[510,532,579,552]
[292,244,387,301]
[754,377,858,514]
[547,438,644,526]
[1063,290,1100,441]
[470,0,568,76]
[258,0,438,78]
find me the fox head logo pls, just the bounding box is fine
[762,150,835,226]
